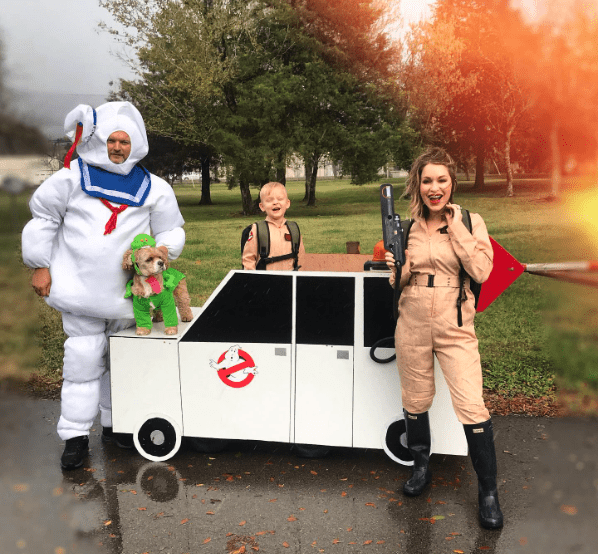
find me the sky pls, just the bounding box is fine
[1,0,136,138]
[1,0,537,140]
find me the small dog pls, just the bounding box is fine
[122,242,194,336]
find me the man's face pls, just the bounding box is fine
[107,131,131,164]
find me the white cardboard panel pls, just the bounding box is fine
[179,341,292,443]
[294,344,353,447]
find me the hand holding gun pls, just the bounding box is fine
[380,184,406,320]
[380,184,405,269]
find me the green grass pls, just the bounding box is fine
[4,173,598,399]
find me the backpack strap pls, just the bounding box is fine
[256,220,302,271]
[401,219,414,251]
[457,209,479,326]
[255,220,271,270]
[285,221,301,270]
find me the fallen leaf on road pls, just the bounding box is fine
[560,505,578,516]
[180,518,189,525]
[287,516,297,522]
[203,538,211,544]
[282,542,290,548]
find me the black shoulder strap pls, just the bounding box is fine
[256,220,302,271]
[457,208,482,325]
[285,220,301,270]
[401,219,414,250]
[461,208,472,233]
[255,220,271,270]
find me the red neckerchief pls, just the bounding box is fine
[100,198,128,235]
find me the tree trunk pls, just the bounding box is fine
[473,142,485,190]
[275,150,286,185]
[505,129,514,197]
[306,152,319,206]
[303,160,312,201]
[199,154,213,205]
[550,118,561,198]
[463,165,470,181]
[239,178,254,215]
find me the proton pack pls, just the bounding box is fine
[241,220,301,270]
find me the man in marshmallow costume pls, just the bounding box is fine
[22,102,186,470]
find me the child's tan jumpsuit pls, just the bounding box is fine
[390,212,493,425]
[242,216,305,271]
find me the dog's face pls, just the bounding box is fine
[131,246,169,276]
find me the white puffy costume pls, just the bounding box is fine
[22,102,185,441]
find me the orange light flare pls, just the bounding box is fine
[527,188,598,288]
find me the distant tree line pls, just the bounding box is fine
[101,0,598,207]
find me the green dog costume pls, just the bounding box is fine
[125,234,185,330]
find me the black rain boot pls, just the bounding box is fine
[403,410,432,497]
[464,419,504,529]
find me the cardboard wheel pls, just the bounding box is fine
[292,443,331,458]
[187,437,230,453]
[382,417,414,466]
[134,415,182,462]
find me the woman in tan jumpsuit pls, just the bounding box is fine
[385,148,503,529]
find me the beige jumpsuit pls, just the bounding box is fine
[390,213,493,425]
[242,216,306,271]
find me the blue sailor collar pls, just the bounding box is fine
[79,158,151,207]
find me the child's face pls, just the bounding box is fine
[259,187,290,221]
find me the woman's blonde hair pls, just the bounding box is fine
[403,147,457,219]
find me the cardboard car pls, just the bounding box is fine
[109,269,467,463]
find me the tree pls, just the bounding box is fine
[101,0,405,212]
[405,0,535,195]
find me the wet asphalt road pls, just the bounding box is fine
[1,392,597,554]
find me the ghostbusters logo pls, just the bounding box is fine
[209,345,258,389]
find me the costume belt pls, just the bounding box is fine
[408,274,469,289]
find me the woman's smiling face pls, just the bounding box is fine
[419,163,453,217]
